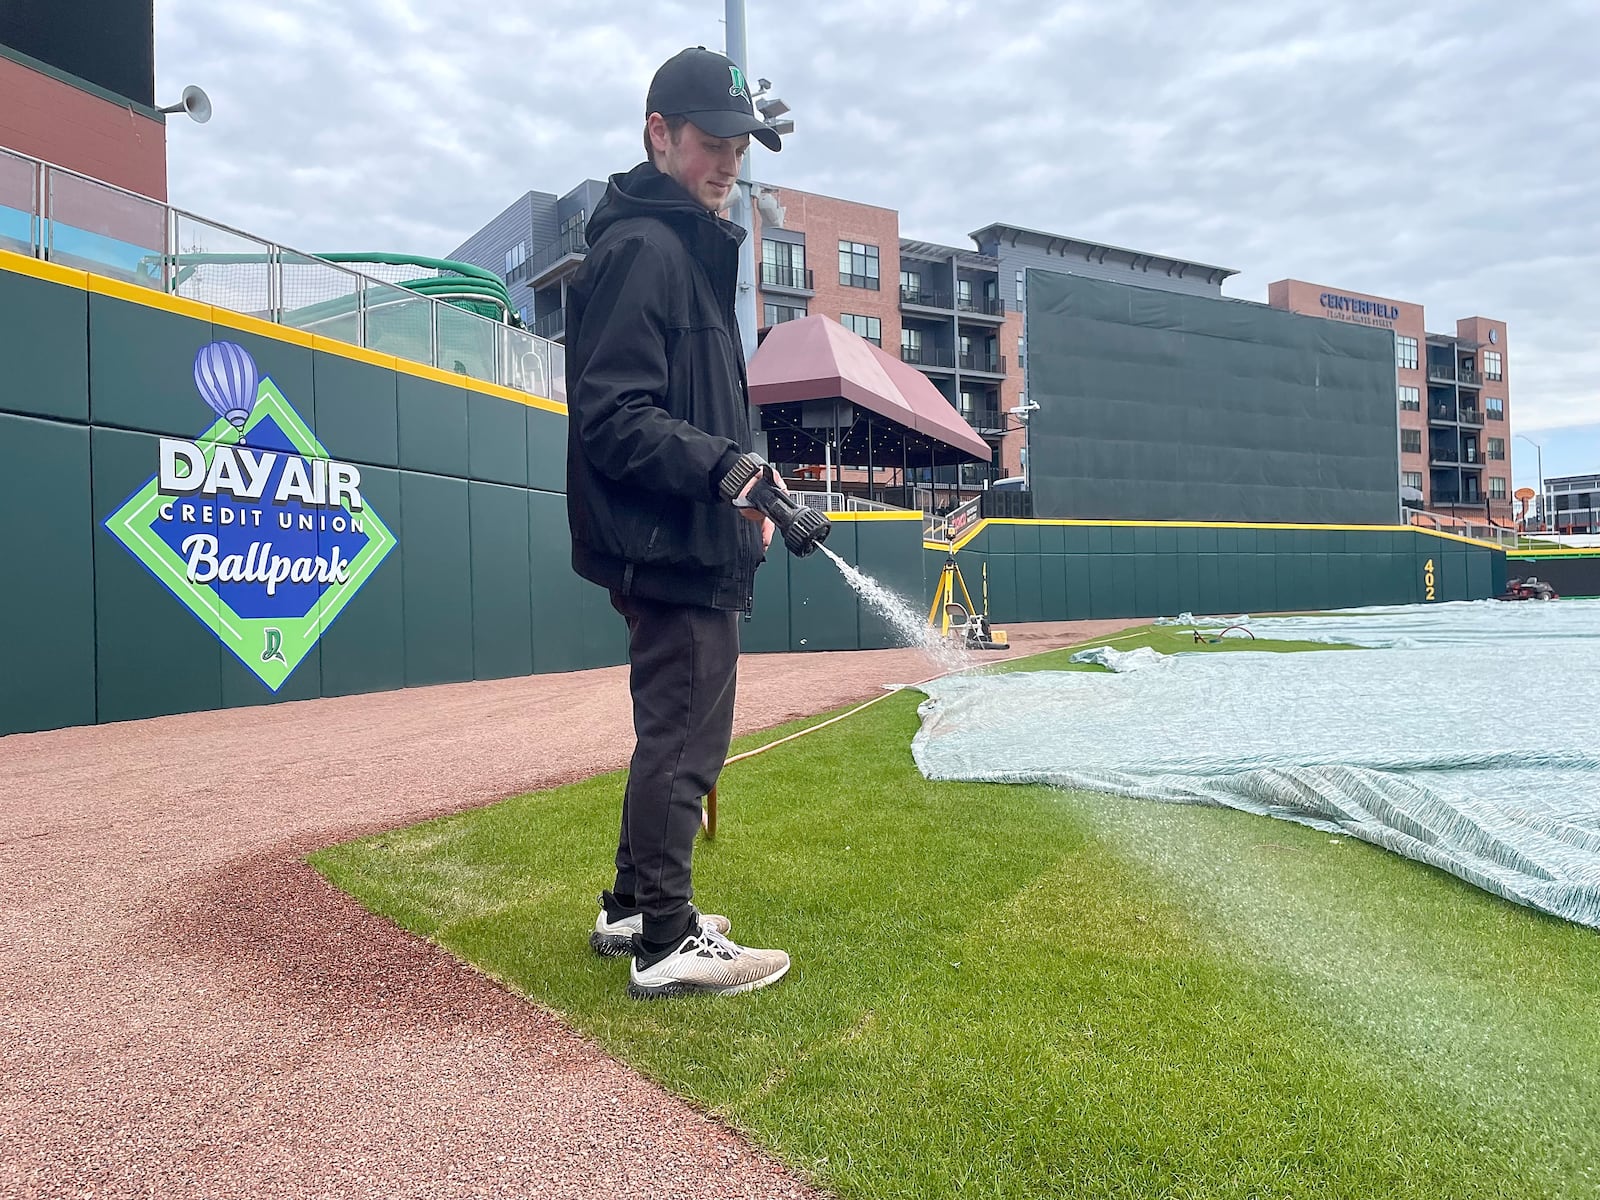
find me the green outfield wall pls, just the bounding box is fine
[0,250,1506,736]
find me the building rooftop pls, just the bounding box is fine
[969,222,1238,287]
[898,238,999,270]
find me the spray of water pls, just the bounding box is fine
[818,544,975,675]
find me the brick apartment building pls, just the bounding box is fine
[0,3,168,200]
[1268,281,1513,526]
[453,178,1233,507]
[449,177,1506,525]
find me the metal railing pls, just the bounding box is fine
[900,286,952,309]
[960,407,1003,431]
[533,308,566,340]
[790,490,910,514]
[1426,364,1457,384]
[1429,404,1458,422]
[957,295,1006,316]
[0,146,566,403]
[1457,368,1482,387]
[901,344,956,368]
[527,225,588,279]
[1408,510,1525,549]
[958,353,1006,374]
[760,262,813,290]
[1431,447,1460,464]
[1459,408,1485,427]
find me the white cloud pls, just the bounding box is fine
[155,0,1598,446]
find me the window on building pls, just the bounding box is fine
[1403,471,1424,490]
[957,279,973,308]
[1395,335,1419,371]
[1399,385,1421,411]
[838,241,879,289]
[1488,437,1506,460]
[1401,429,1422,454]
[1486,396,1504,420]
[959,389,983,419]
[560,210,585,235]
[901,327,921,354]
[761,239,807,289]
[900,268,921,294]
[762,301,806,327]
[505,240,534,284]
[841,313,881,345]
[1015,269,1025,304]
[1490,476,1508,501]
[1484,350,1503,381]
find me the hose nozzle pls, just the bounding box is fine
[720,455,833,557]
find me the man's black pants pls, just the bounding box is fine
[610,592,740,946]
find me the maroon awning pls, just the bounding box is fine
[748,315,991,462]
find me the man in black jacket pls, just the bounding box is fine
[566,46,791,999]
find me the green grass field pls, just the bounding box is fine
[311,628,1600,1199]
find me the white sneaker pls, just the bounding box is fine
[590,900,730,957]
[628,923,790,1000]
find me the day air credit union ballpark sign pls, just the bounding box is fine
[103,341,397,692]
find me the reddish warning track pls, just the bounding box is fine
[1,622,1133,1199]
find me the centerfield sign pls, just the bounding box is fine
[103,341,397,691]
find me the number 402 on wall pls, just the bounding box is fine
[1423,558,1436,601]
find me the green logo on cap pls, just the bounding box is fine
[728,66,748,98]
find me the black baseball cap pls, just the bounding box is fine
[646,46,782,152]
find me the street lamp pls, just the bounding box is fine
[724,2,795,363]
[1515,432,1544,532]
[1008,400,1040,489]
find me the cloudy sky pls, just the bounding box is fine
[155,0,1598,485]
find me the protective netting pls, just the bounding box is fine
[913,600,1600,928]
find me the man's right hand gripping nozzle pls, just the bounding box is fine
[717,454,832,558]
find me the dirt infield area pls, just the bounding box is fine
[1,620,1134,1199]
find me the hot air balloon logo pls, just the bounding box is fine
[193,341,261,442]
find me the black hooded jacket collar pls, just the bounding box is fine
[586,162,746,300]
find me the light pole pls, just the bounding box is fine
[723,0,794,365]
[1516,432,1544,532]
[1007,400,1039,489]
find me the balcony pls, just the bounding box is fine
[959,407,1003,433]
[957,295,1006,322]
[533,307,565,341]
[1430,447,1460,465]
[760,262,813,295]
[900,345,956,370]
[1426,363,1457,385]
[1428,403,1458,424]
[1458,407,1484,427]
[528,227,588,287]
[1457,368,1482,388]
[958,352,1007,376]
[900,286,953,310]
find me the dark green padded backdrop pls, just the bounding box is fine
[0,413,95,733]
[0,263,1515,737]
[311,352,398,468]
[0,268,89,422]
[319,466,405,699]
